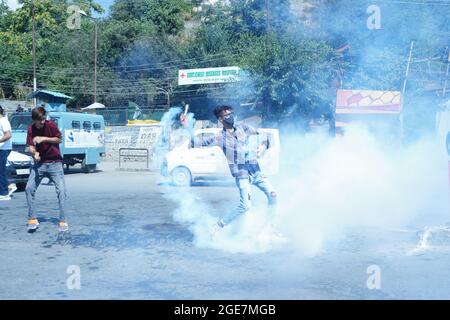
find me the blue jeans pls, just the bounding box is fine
[26,162,67,221]
[220,171,277,226]
[0,150,11,196]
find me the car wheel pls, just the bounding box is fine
[16,183,27,192]
[171,167,192,187]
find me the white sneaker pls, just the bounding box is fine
[0,195,11,201]
[8,184,17,196]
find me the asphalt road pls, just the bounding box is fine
[1,162,450,299]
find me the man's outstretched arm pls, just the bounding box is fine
[191,133,219,148]
[243,124,271,156]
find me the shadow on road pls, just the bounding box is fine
[158,180,235,188]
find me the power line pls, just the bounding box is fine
[0,52,234,72]
[0,51,242,73]
[0,45,337,75]
[11,84,233,96]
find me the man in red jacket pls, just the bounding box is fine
[25,107,69,233]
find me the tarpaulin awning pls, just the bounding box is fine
[81,102,106,111]
[27,90,73,102]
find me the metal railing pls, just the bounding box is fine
[118,148,150,171]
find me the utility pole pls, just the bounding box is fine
[32,4,37,106]
[402,41,414,98]
[263,0,270,122]
[94,22,98,103]
[400,41,415,139]
[79,11,98,103]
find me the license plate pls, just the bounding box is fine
[16,169,30,175]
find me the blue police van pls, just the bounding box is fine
[9,90,106,173]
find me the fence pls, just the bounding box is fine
[104,125,162,165]
[118,148,150,171]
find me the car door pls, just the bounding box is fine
[188,132,222,175]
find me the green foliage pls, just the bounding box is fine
[111,0,190,35]
[181,0,341,124]
[0,0,448,126]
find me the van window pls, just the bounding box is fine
[10,114,32,130]
[72,121,81,129]
[50,118,59,127]
[83,121,91,130]
[93,122,101,130]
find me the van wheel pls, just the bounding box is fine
[171,167,192,187]
[16,183,27,192]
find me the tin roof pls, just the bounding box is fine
[27,90,73,101]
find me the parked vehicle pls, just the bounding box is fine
[6,151,34,192]
[444,123,450,188]
[436,102,450,187]
[9,111,105,173]
[162,128,280,186]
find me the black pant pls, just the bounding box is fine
[0,150,11,196]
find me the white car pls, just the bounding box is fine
[447,131,450,186]
[436,105,450,186]
[6,151,34,191]
[162,128,280,186]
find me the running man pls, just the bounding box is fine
[25,107,69,233]
[195,105,278,235]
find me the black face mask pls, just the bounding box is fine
[223,115,235,127]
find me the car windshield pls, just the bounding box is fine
[9,114,32,130]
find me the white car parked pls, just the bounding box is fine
[162,128,280,186]
[6,151,34,191]
[436,104,450,187]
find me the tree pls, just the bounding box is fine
[181,0,341,126]
[0,0,102,99]
[0,0,9,19]
[110,0,191,35]
[1,0,447,124]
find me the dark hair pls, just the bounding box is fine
[213,105,233,119]
[171,111,184,130]
[175,110,184,121]
[32,106,47,121]
[0,105,3,116]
